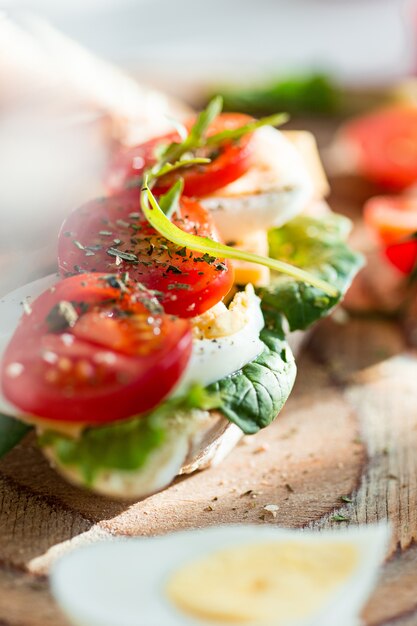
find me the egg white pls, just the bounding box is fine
[201,126,314,242]
[0,276,264,420]
[50,523,389,626]
[175,284,264,395]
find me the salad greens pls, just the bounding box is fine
[0,413,31,458]
[207,325,296,435]
[140,96,338,298]
[39,386,220,484]
[0,96,364,479]
[142,185,338,297]
[40,415,164,485]
[158,178,184,218]
[258,214,364,331]
[206,112,289,145]
[219,74,341,117]
[153,96,287,171]
[216,73,392,119]
[39,327,296,480]
[0,206,362,469]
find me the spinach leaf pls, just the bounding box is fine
[257,214,364,332]
[0,413,31,458]
[207,325,296,434]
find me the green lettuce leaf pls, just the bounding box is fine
[39,326,296,481]
[39,386,220,483]
[257,214,364,332]
[207,324,296,435]
[40,417,164,485]
[0,413,31,459]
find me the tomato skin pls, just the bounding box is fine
[364,195,417,245]
[105,114,255,197]
[363,194,417,274]
[106,132,178,194]
[158,113,254,197]
[341,106,417,190]
[385,238,417,274]
[1,273,192,425]
[58,189,234,318]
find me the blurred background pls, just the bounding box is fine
[2,0,416,99]
[0,0,416,294]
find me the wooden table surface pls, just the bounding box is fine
[1,120,417,626]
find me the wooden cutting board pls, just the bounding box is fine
[1,123,417,626]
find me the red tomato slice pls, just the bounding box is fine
[105,113,254,197]
[385,238,417,274]
[106,132,178,194]
[364,195,417,245]
[58,189,234,318]
[341,106,417,190]
[1,273,192,425]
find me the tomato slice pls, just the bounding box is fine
[385,238,417,274]
[364,195,417,245]
[1,273,192,424]
[58,189,234,318]
[106,132,178,194]
[341,106,417,190]
[159,113,255,196]
[105,113,254,197]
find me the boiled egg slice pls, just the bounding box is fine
[175,284,264,394]
[201,126,314,242]
[51,523,389,626]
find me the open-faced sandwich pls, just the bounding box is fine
[0,96,363,499]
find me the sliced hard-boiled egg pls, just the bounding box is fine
[201,126,314,242]
[51,523,389,626]
[175,284,264,394]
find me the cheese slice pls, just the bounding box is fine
[230,230,271,287]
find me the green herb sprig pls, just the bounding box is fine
[139,97,338,297]
[142,185,338,296]
[148,96,289,192]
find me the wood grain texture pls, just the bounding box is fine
[0,344,366,624]
[0,564,63,626]
[307,317,417,624]
[1,316,417,625]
